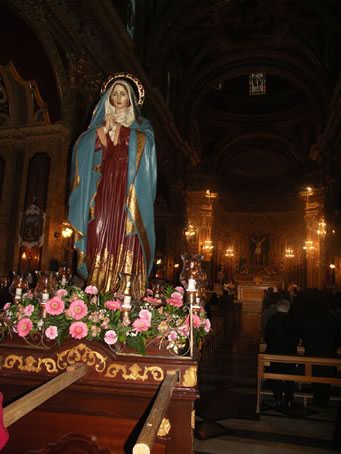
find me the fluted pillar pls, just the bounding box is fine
[300,187,326,289]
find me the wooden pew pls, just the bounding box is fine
[256,353,341,416]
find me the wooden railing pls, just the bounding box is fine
[3,364,87,427]
[2,365,182,453]
[256,353,341,416]
[133,370,178,454]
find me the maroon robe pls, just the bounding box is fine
[86,126,144,294]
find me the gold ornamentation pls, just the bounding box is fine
[182,366,197,387]
[56,343,107,373]
[2,355,58,374]
[157,418,171,437]
[105,363,164,382]
[123,251,133,275]
[191,410,195,429]
[135,131,146,172]
[100,72,145,106]
[125,217,134,234]
[126,185,151,268]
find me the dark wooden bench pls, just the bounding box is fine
[256,353,341,416]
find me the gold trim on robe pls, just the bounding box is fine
[126,185,151,270]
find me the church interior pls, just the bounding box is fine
[0,1,341,453]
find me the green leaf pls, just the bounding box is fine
[126,335,146,355]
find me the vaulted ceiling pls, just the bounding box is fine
[1,0,340,213]
[142,0,341,211]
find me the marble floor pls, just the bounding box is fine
[194,310,341,453]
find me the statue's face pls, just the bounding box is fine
[110,83,129,110]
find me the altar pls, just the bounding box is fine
[235,272,281,313]
[237,284,277,302]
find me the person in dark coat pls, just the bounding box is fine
[265,298,299,406]
[302,291,339,407]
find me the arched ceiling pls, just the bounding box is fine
[143,0,341,211]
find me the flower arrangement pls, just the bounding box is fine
[0,284,211,356]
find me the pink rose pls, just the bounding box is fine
[46,296,65,316]
[104,330,118,345]
[69,299,88,320]
[56,289,68,297]
[45,326,58,339]
[23,304,34,317]
[69,321,88,339]
[203,318,211,333]
[143,296,162,305]
[168,330,178,341]
[3,303,11,311]
[85,285,98,295]
[17,318,33,337]
[104,300,122,311]
[132,318,151,333]
[171,291,183,300]
[178,324,190,336]
[114,292,124,300]
[174,286,185,294]
[139,309,152,323]
[146,289,153,295]
[166,292,183,308]
[185,314,201,328]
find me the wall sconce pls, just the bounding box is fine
[185,224,196,239]
[55,222,73,239]
[203,240,214,251]
[301,186,314,207]
[225,247,235,257]
[303,240,315,253]
[317,218,327,236]
[205,189,217,208]
[285,247,295,258]
[62,223,73,239]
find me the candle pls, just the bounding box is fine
[188,278,196,291]
[123,295,132,308]
[15,288,22,297]
[42,292,49,302]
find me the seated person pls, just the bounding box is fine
[265,298,299,407]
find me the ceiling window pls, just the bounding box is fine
[249,73,266,96]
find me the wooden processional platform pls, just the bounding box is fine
[0,338,198,453]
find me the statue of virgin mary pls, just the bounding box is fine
[68,73,157,296]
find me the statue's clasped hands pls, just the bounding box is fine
[104,113,117,131]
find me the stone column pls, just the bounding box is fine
[300,187,326,289]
